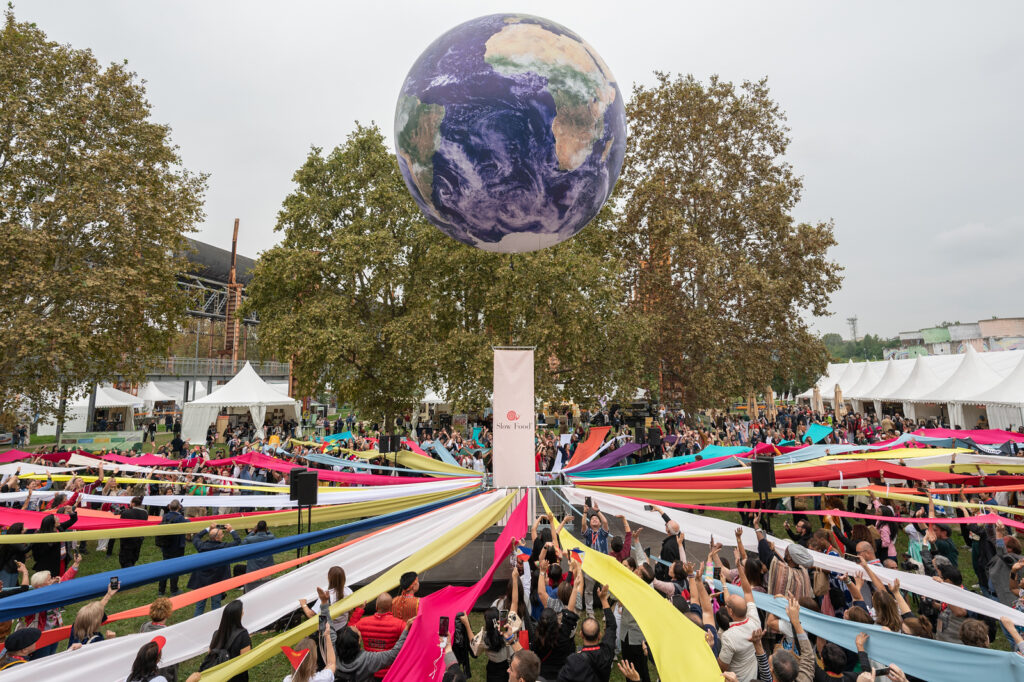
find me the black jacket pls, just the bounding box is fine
[158,510,188,551]
[119,506,149,549]
[187,529,241,588]
[29,512,76,575]
[532,610,579,679]
[557,607,616,682]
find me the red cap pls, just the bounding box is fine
[151,635,166,652]
[281,646,310,671]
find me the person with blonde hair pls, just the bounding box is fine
[69,601,115,649]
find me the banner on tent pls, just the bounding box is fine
[59,430,144,448]
[493,347,535,488]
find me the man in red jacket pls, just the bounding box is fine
[352,593,407,678]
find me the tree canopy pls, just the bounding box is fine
[615,73,842,410]
[243,124,647,423]
[0,11,206,426]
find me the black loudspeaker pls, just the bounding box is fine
[289,467,306,500]
[750,457,776,494]
[647,427,662,449]
[291,471,318,506]
[378,435,402,453]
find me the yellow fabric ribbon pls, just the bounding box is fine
[200,490,516,680]
[540,496,721,681]
[0,488,466,543]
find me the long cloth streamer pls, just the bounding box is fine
[562,426,611,470]
[719,582,1024,682]
[539,495,721,680]
[0,490,476,622]
[200,489,518,681]
[0,483,479,543]
[1,492,505,681]
[383,495,529,680]
[567,488,1024,627]
[0,476,480,512]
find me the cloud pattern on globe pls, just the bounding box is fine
[395,14,626,253]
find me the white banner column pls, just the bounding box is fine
[493,347,535,490]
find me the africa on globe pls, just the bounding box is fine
[394,13,626,253]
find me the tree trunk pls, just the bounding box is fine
[54,385,68,446]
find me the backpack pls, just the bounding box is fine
[199,628,245,671]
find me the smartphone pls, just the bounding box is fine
[584,496,593,508]
[438,616,449,637]
[643,504,654,511]
[499,609,509,625]
[216,524,227,529]
[874,668,890,677]
[713,566,721,580]
[110,576,119,591]
[844,553,859,563]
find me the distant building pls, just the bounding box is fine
[887,317,1024,359]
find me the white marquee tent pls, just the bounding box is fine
[181,362,299,443]
[37,386,145,435]
[802,348,1024,427]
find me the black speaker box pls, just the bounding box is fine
[750,457,776,494]
[290,470,318,506]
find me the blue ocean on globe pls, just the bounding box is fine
[394,14,626,253]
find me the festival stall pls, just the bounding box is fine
[180,361,300,443]
[37,385,144,435]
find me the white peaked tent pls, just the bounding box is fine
[858,358,915,417]
[797,362,844,400]
[824,361,865,405]
[37,386,145,435]
[843,360,887,412]
[181,362,299,443]
[137,382,175,409]
[918,346,1003,427]
[968,354,1024,429]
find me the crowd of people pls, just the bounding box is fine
[0,401,1023,680]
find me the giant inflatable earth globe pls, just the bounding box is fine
[394,14,626,253]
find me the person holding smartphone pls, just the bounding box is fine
[188,523,241,616]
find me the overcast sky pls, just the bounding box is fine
[16,1,1024,338]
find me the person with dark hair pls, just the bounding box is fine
[391,571,420,621]
[0,523,29,589]
[28,511,77,576]
[532,559,583,680]
[324,565,354,630]
[241,519,275,592]
[556,583,616,682]
[119,495,149,568]
[156,500,187,596]
[127,636,200,682]
[204,600,251,682]
[466,575,522,682]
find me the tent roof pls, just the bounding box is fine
[188,362,298,407]
[853,358,915,400]
[822,361,865,401]
[919,346,1003,403]
[137,382,175,404]
[968,353,1024,406]
[71,385,144,409]
[881,355,948,402]
[844,360,888,399]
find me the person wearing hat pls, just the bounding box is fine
[0,627,40,670]
[391,572,419,622]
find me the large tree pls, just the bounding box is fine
[0,11,206,432]
[618,73,842,410]
[244,124,646,424]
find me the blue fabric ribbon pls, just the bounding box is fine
[719,582,1024,682]
[0,491,478,622]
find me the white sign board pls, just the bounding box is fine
[493,348,535,489]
